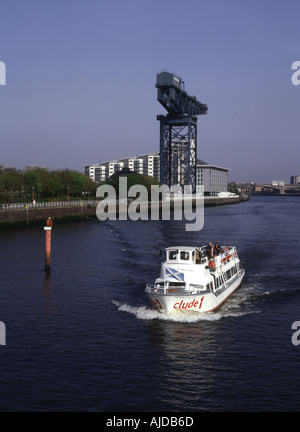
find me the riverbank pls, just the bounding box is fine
[0,196,246,229]
[0,203,96,229]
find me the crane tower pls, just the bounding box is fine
[156,71,207,192]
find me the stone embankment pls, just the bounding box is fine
[0,195,248,229]
[0,201,98,229]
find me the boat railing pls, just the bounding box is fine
[187,285,208,294]
[146,284,206,295]
[209,247,238,272]
[146,284,184,295]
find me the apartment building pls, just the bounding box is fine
[85,152,160,182]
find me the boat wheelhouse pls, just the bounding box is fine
[145,245,245,313]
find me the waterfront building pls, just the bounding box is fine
[84,164,109,182]
[272,180,285,186]
[290,175,300,185]
[85,154,229,196]
[85,152,160,182]
[196,159,229,196]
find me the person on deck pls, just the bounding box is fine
[214,243,221,256]
[206,242,214,259]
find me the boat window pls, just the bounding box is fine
[168,281,185,288]
[180,251,190,261]
[168,250,178,260]
[226,269,231,280]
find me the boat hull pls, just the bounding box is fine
[147,269,245,313]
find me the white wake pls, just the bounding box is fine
[113,300,255,323]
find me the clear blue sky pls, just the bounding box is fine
[0,0,299,182]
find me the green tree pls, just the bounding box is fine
[34,169,51,198]
[23,171,42,199]
[0,170,23,202]
[48,171,63,198]
[69,170,85,196]
[1,170,23,194]
[52,169,88,198]
[228,182,240,195]
[102,173,160,198]
[83,175,97,198]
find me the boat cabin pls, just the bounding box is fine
[165,246,207,265]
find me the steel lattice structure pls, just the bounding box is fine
[156,71,207,192]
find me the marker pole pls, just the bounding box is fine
[44,217,53,273]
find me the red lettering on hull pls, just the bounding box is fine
[150,298,162,309]
[174,296,204,310]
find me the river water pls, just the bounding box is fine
[0,195,299,412]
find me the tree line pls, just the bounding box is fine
[0,168,98,203]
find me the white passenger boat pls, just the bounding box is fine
[145,245,245,313]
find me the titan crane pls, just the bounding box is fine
[156,71,207,192]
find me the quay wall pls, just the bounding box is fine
[0,196,244,229]
[0,204,98,229]
[203,196,241,206]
